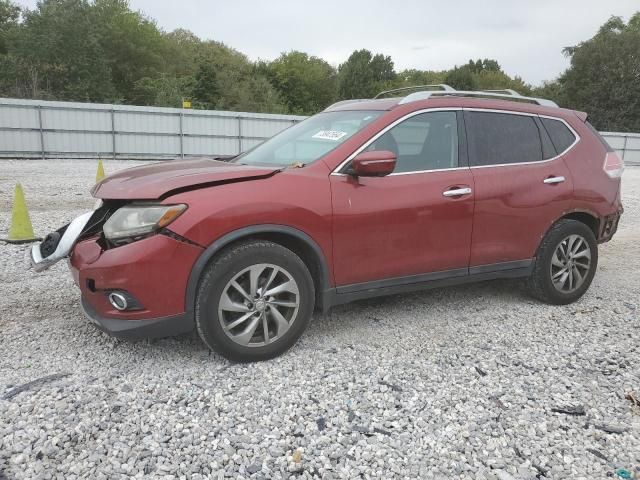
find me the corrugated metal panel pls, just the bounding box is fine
[601,132,640,166]
[0,130,41,152]
[42,107,110,131]
[183,114,238,136]
[0,97,305,159]
[0,105,39,129]
[115,111,180,134]
[116,134,181,155]
[45,131,112,154]
[242,117,296,139]
[1,97,638,164]
[184,136,238,156]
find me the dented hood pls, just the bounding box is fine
[91,158,280,200]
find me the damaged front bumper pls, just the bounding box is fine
[30,211,94,272]
[30,203,114,272]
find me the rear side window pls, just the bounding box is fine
[465,111,542,166]
[540,117,577,153]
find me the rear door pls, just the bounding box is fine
[330,110,475,287]
[464,109,575,268]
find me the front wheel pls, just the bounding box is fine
[527,219,598,305]
[195,240,315,362]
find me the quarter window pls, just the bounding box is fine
[540,117,577,153]
[366,111,458,173]
[465,111,542,166]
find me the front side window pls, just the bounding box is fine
[366,111,458,173]
[465,111,543,166]
[233,111,382,167]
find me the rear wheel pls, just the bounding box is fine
[527,219,598,305]
[195,240,314,361]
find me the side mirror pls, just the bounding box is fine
[350,150,396,177]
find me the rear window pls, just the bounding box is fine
[465,111,542,166]
[540,118,577,153]
[585,121,614,152]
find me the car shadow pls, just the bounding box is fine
[67,277,532,366]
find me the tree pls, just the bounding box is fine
[338,49,395,99]
[393,69,447,89]
[192,62,220,109]
[264,51,337,114]
[0,0,20,54]
[93,0,168,102]
[7,0,115,101]
[531,80,567,107]
[474,70,531,95]
[132,74,192,107]
[466,58,501,74]
[558,13,640,131]
[444,65,477,90]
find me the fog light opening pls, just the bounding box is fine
[108,292,128,311]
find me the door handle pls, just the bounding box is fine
[543,176,565,184]
[442,187,472,197]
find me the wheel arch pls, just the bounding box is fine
[557,210,600,238]
[185,225,332,316]
[536,209,600,257]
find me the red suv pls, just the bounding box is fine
[32,86,624,361]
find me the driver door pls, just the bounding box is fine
[330,110,474,288]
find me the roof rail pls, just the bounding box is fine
[325,86,558,112]
[374,84,454,99]
[397,87,558,107]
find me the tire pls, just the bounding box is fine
[195,240,315,362]
[526,219,598,305]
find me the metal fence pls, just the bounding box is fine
[600,132,640,166]
[0,97,305,160]
[1,97,639,165]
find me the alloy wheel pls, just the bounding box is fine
[218,263,300,347]
[549,234,592,293]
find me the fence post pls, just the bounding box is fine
[237,116,243,154]
[37,105,45,160]
[622,135,628,162]
[111,108,116,160]
[179,110,184,159]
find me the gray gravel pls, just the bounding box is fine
[1,159,640,479]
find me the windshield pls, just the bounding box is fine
[233,110,382,166]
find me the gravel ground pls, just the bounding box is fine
[1,159,639,480]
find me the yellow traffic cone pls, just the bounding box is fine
[3,183,39,244]
[96,159,105,183]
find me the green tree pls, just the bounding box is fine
[474,70,531,95]
[393,69,447,89]
[531,80,567,107]
[192,40,286,113]
[466,58,502,74]
[337,49,395,99]
[0,0,20,54]
[444,65,477,90]
[559,13,640,131]
[93,0,167,102]
[132,74,192,107]
[265,51,337,114]
[192,62,220,109]
[8,0,115,101]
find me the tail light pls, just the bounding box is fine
[603,152,624,179]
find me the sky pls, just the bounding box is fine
[15,0,640,86]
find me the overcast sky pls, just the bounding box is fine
[15,0,640,85]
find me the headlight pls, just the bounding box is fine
[103,204,187,241]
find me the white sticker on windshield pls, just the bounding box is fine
[312,130,348,141]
